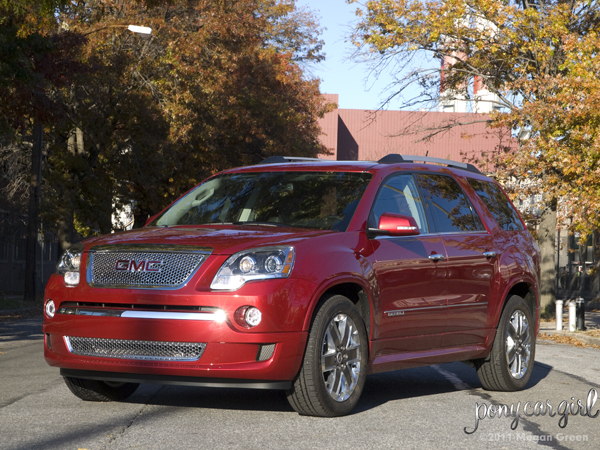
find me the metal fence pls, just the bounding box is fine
[0,211,58,295]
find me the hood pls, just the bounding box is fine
[82,225,334,255]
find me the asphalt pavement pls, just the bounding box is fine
[2,313,600,450]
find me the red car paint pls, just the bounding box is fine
[43,158,540,400]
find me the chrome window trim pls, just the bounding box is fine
[373,230,491,240]
[434,231,491,236]
[373,232,437,240]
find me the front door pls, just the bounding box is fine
[370,173,448,354]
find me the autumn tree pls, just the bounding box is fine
[1,0,328,299]
[50,0,328,234]
[0,0,86,301]
[349,0,600,314]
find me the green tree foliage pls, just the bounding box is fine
[349,0,600,312]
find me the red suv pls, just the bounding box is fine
[43,155,540,417]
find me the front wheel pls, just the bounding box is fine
[63,376,139,402]
[286,295,368,417]
[476,295,535,391]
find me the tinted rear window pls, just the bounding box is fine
[416,174,485,233]
[467,179,524,231]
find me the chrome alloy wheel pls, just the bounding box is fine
[505,310,531,379]
[321,313,362,402]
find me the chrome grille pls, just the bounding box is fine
[64,336,206,361]
[88,247,210,289]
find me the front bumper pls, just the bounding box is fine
[43,315,307,383]
[42,272,311,385]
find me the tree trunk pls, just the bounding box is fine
[24,121,43,302]
[538,200,557,316]
[57,210,75,256]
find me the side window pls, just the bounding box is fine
[416,174,485,233]
[370,174,429,233]
[467,178,524,231]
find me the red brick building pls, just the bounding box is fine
[317,94,515,171]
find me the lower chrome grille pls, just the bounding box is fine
[64,336,206,362]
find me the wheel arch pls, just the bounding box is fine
[302,279,373,339]
[495,280,539,331]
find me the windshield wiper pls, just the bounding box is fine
[232,221,288,227]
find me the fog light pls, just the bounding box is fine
[234,306,262,328]
[45,299,56,318]
[64,271,80,286]
[245,307,262,327]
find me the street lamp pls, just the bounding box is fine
[84,24,153,36]
[127,25,152,35]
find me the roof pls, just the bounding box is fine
[222,154,490,179]
[316,94,518,172]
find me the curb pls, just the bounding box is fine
[539,328,600,347]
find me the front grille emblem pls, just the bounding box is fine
[115,260,164,273]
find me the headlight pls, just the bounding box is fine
[56,243,84,287]
[210,246,295,290]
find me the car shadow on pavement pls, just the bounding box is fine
[354,360,552,415]
[128,384,294,412]
[123,361,553,416]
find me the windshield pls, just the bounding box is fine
[151,171,373,231]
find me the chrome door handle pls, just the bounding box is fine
[483,251,497,258]
[428,254,445,261]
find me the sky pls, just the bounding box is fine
[294,0,400,111]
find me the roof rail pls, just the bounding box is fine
[259,156,322,165]
[377,154,482,175]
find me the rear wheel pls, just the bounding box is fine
[286,295,368,417]
[63,377,139,402]
[476,295,535,391]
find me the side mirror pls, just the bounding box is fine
[369,213,420,237]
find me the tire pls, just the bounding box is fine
[63,376,139,402]
[476,295,535,391]
[286,295,368,417]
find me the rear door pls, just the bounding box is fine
[415,173,497,347]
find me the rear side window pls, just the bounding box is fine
[467,179,524,231]
[416,174,485,233]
